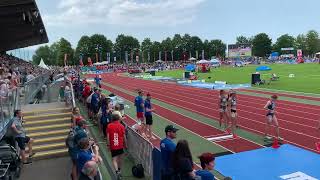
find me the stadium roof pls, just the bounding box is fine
[0,0,49,52]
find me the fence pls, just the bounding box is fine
[0,88,19,140]
[22,72,50,104]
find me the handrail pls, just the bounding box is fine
[69,81,76,108]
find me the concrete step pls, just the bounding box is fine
[32,148,68,161]
[28,129,70,139]
[24,117,70,127]
[26,123,70,133]
[23,108,71,116]
[33,142,66,152]
[33,135,67,146]
[23,113,71,121]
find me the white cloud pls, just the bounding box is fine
[43,0,206,27]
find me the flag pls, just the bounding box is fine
[125,51,128,64]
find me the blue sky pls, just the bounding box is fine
[13,0,320,59]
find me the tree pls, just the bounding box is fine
[89,34,113,63]
[295,34,307,55]
[171,34,183,60]
[75,36,92,65]
[141,38,153,62]
[54,38,74,66]
[114,34,140,63]
[305,30,320,55]
[32,45,52,65]
[208,39,226,58]
[236,36,252,45]
[189,36,203,58]
[161,37,173,61]
[150,41,161,62]
[273,34,295,53]
[252,33,272,57]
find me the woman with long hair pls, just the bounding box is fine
[226,90,238,137]
[172,140,195,180]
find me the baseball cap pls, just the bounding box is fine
[165,125,179,133]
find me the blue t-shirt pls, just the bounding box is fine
[160,138,176,172]
[144,99,152,116]
[76,150,93,172]
[135,96,144,113]
[195,170,215,180]
[91,93,99,107]
[94,77,101,85]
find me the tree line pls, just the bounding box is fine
[32,30,320,66]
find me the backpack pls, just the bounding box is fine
[65,128,77,149]
[132,164,144,178]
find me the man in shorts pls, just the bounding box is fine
[144,93,155,139]
[11,110,35,164]
[264,95,282,140]
[134,90,145,132]
[107,112,126,178]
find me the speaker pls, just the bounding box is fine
[184,72,190,79]
[251,74,261,84]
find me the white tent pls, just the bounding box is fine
[315,52,320,55]
[189,57,197,61]
[38,59,49,69]
[155,59,163,63]
[196,60,210,64]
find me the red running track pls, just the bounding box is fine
[240,89,320,101]
[95,73,320,152]
[96,81,262,153]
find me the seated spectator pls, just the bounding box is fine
[172,140,195,180]
[11,110,35,164]
[195,153,215,180]
[71,107,83,127]
[79,160,99,180]
[76,138,102,174]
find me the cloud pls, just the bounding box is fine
[43,0,206,27]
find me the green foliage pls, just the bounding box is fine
[252,33,272,57]
[305,30,320,55]
[236,36,252,45]
[273,34,295,54]
[114,34,140,63]
[32,45,51,65]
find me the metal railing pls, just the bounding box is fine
[0,88,19,140]
[21,72,51,104]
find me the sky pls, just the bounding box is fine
[12,0,320,60]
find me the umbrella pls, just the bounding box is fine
[185,64,196,71]
[256,66,272,71]
[196,60,210,64]
[189,57,197,61]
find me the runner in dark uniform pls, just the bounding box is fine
[218,90,229,129]
[264,95,282,140]
[226,90,238,137]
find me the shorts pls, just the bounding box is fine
[111,149,124,157]
[16,136,30,150]
[220,106,227,113]
[137,112,144,119]
[230,109,237,118]
[266,112,274,117]
[145,115,153,125]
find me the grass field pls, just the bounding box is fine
[156,64,320,94]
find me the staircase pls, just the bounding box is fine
[22,103,72,160]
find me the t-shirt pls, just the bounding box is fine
[107,121,125,150]
[195,170,215,180]
[12,117,25,137]
[94,77,101,84]
[134,96,144,113]
[76,150,93,172]
[144,99,152,116]
[91,93,99,107]
[160,138,176,172]
[83,85,91,97]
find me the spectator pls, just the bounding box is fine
[86,89,94,120]
[11,110,35,164]
[71,107,84,127]
[91,88,101,124]
[76,138,102,174]
[160,125,179,180]
[134,90,144,133]
[94,75,102,88]
[172,140,195,180]
[26,72,35,82]
[144,93,155,139]
[107,112,126,178]
[79,160,99,180]
[195,153,215,180]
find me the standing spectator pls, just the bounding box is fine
[91,89,101,124]
[11,110,35,164]
[65,83,72,106]
[144,93,155,139]
[79,160,99,180]
[107,113,126,178]
[195,153,215,180]
[26,72,35,82]
[94,75,102,88]
[172,140,195,180]
[160,125,179,180]
[134,90,145,133]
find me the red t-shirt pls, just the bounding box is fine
[83,85,91,97]
[107,121,125,150]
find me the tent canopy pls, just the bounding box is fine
[185,64,196,71]
[155,59,163,63]
[196,60,210,64]
[210,59,220,63]
[189,57,197,61]
[38,59,49,69]
[256,66,271,71]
